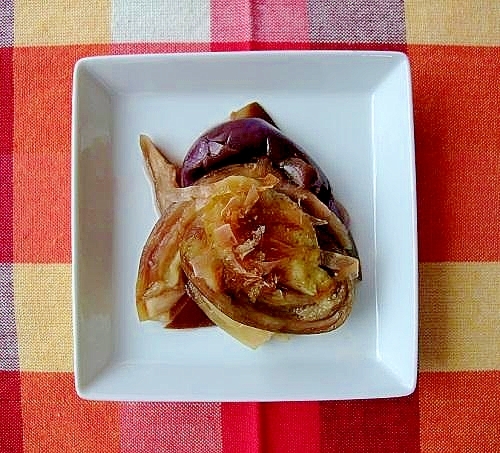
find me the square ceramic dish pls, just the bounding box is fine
[72,51,417,401]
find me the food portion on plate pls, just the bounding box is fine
[136,103,360,348]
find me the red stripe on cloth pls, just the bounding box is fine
[0,371,23,453]
[120,402,222,453]
[0,47,13,262]
[0,153,13,262]
[211,41,407,52]
[211,41,312,51]
[261,402,321,453]
[419,371,500,452]
[20,372,120,453]
[222,403,260,453]
[409,45,500,261]
[211,41,256,51]
[320,393,420,452]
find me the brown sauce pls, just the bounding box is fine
[166,294,213,329]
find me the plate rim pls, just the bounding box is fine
[72,50,417,401]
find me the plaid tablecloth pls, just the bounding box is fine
[1,1,499,452]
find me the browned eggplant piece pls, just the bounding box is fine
[178,181,357,334]
[180,117,348,225]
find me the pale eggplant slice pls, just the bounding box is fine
[139,134,179,214]
[229,101,278,127]
[186,281,274,349]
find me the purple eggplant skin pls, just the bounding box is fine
[180,118,347,224]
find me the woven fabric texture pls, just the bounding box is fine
[1,1,499,452]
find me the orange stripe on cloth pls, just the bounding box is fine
[13,151,70,263]
[13,44,110,263]
[419,262,500,372]
[20,372,120,453]
[409,45,500,262]
[419,371,500,452]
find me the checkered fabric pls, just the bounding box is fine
[1,1,499,451]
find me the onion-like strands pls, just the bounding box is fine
[277,184,353,254]
[136,201,195,322]
[137,164,358,343]
[136,175,281,325]
[190,160,357,260]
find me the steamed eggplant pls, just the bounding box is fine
[180,117,350,226]
[136,103,360,348]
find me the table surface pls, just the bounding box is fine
[1,1,499,452]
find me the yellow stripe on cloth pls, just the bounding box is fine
[14,264,72,372]
[14,0,111,46]
[405,0,500,46]
[419,262,500,372]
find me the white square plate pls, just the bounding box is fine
[72,51,417,401]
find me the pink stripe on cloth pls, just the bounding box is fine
[211,0,253,46]
[211,0,310,48]
[120,402,223,453]
[252,0,310,43]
